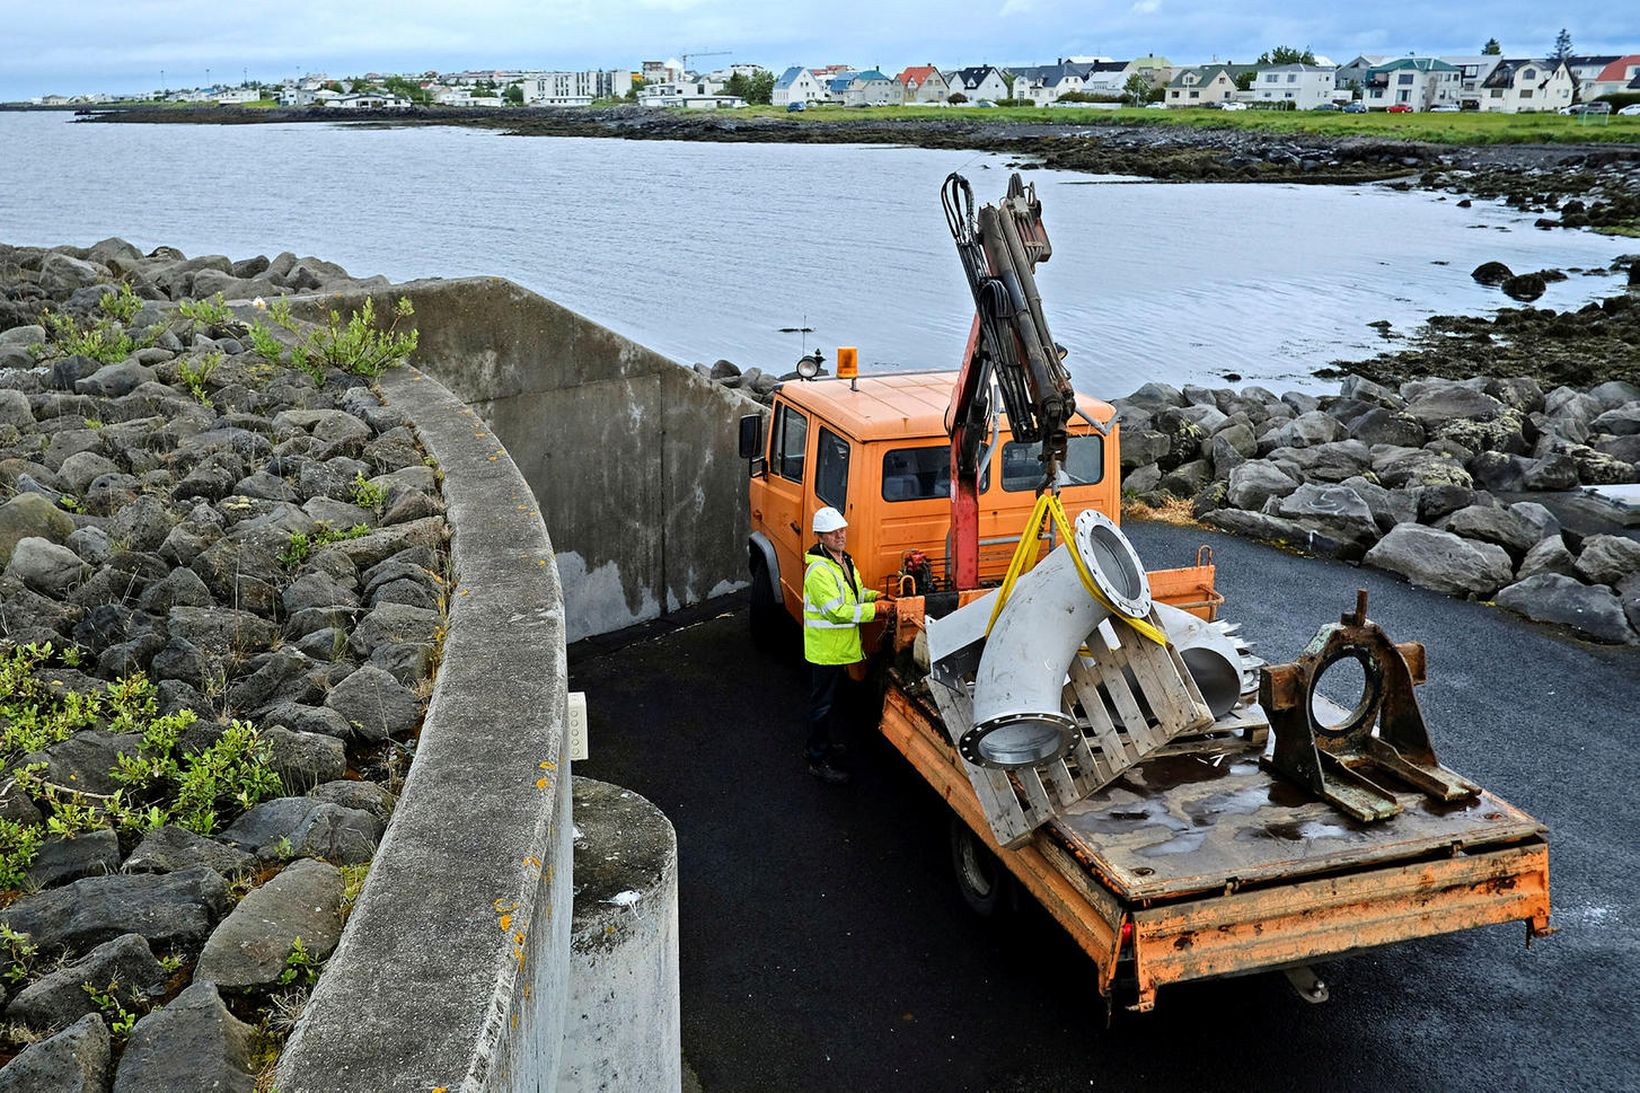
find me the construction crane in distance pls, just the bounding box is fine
[680,51,731,73]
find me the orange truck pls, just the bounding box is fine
[739,370,1552,1011]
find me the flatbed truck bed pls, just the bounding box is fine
[880,682,1553,1011]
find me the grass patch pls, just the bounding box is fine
[746,103,1640,145]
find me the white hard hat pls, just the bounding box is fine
[813,507,848,533]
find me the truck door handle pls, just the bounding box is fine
[789,521,801,535]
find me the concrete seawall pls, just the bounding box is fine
[296,278,753,642]
[276,365,573,1090]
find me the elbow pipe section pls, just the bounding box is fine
[1152,602,1244,720]
[963,510,1152,769]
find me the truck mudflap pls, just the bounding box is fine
[1126,840,1552,1011]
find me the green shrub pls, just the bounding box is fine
[246,319,285,365]
[302,297,418,378]
[178,350,222,403]
[351,472,387,512]
[40,310,138,365]
[178,293,232,326]
[97,281,143,324]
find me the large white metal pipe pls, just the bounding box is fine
[964,510,1152,769]
[1152,601,1244,719]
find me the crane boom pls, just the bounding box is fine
[942,172,1077,589]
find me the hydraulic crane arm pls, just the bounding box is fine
[942,171,1077,589]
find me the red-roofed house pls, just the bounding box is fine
[896,65,951,103]
[1584,55,1640,101]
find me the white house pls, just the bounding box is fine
[1333,55,1391,98]
[946,66,1012,102]
[1079,61,1135,97]
[323,93,412,110]
[772,67,827,106]
[1250,63,1339,109]
[1565,55,1621,87]
[637,81,745,109]
[842,70,903,106]
[1582,55,1640,101]
[1478,59,1575,113]
[1165,65,1250,107]
[433,88,503,107]
[641,59,686,86]
[217,87,261,105]
[1436,56,1505,110]
[823,72,858,103]
[894,65,950,103]
[1010,63,1086,104]
[1362,57,1459,110]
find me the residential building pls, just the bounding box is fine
[1583,55,1640,101]
[217,87,261,105]
[641,59,686,86]
[323,93,412,109]
[1478,59,1575,113]
[1333,55,1391,98]
[823,72,857,103]
[1437,56,1505,109]
[946,66,1012,102]
[1164,64,1253,107]
[1250,63,1339,109]
[1127,55,1174,88]
[1362,57,1459,110]
[432,88,504,107]
[772,67,827,106]
[1011,62,1087,104]
[636,81,744,109]
[1564,55,1621,87]
[894,65,950,103]
[516,70,631,106]
[842,70,903,107]
[1077,61,1133,97]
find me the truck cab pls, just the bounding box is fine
[745,371,1120,631]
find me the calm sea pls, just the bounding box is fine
[0,111,1627,394]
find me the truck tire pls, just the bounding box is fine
[949,815,1013,917]
[749,556,781,646]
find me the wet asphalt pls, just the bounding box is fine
[568,521,1639,1093]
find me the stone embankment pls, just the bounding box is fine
[0,238,449,1089]
[1118,366,1640,645]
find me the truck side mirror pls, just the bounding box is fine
[738,414,764,459]
[738,414,766,476]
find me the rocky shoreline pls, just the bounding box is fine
[1115,369,1639,645]
[0,239,446,1089]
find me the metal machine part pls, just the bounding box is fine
[964,509,1152,769]
[1259,590,1480,823]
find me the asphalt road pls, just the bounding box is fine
[569,521,1639,1093]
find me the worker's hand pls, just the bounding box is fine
[877,601,897,623]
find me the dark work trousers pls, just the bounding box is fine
[806,663,849,763]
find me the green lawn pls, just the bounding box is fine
[740,103,1640,145]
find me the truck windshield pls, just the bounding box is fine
[882,445,990,501]
[999,434,1103,492]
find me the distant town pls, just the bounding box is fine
[23,41,1640,116]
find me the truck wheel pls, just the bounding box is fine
[749,557,781,646]
[949,815,1012,917]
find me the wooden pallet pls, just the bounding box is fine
[926,611,1216,849]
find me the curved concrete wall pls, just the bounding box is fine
[297,278,752,642]
[276,366,572,1091]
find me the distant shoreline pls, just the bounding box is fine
[11,101,1632,189]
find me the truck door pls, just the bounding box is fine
[763,400,810,613]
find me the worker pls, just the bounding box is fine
[802,506,894,784]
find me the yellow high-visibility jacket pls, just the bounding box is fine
[802,545,881,665]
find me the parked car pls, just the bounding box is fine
[1219,101,1247,111]
[1312,102,1340,111]
[786,101,806,113]
[974,100,997,108]
[1430,104,1459,112]
[1342,102,1367,113]
[1145,102,1167,109]
[1387,103,1413,113]
[1620,104,1640,116]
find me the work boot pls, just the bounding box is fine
[807,759,850,784]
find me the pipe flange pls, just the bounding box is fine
[960,711,1076,770]
[1073,509,1152,620]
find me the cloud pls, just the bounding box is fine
[1131,0,1161,13]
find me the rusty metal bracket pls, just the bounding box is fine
[1258,590,1480,823]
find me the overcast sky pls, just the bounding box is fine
[5,1,1630,100]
